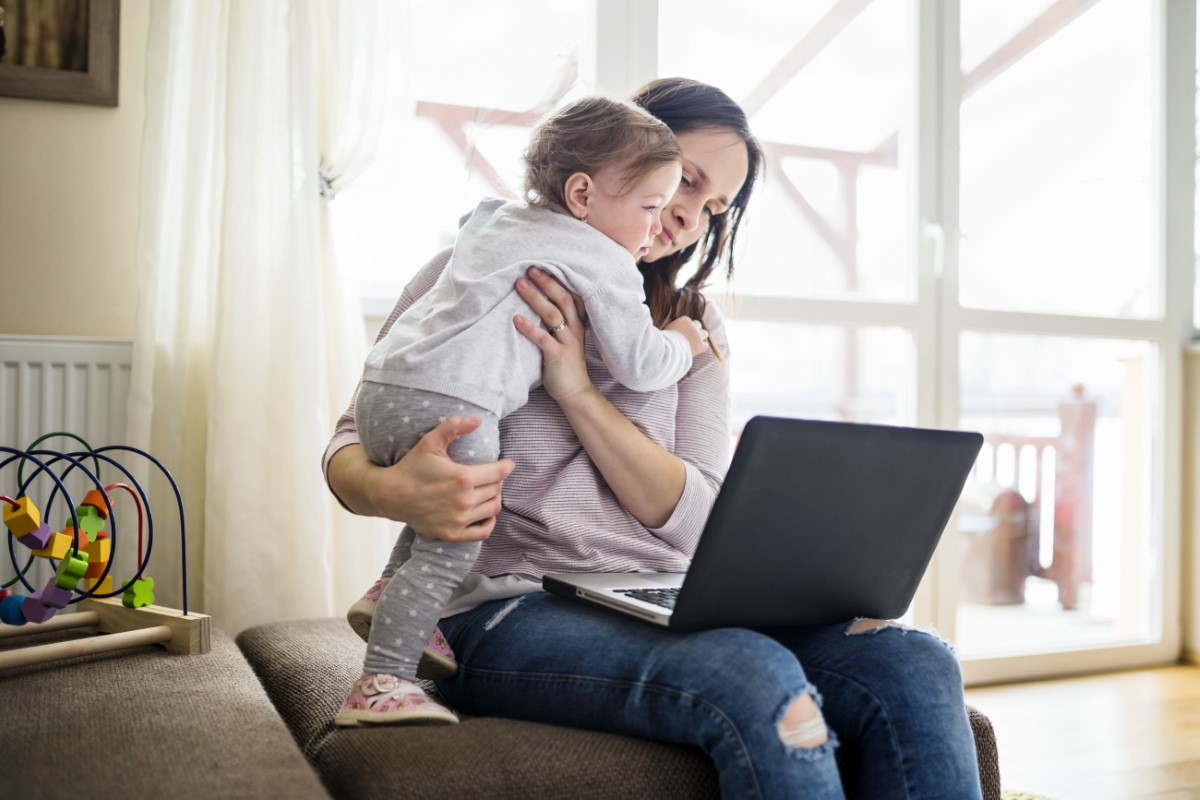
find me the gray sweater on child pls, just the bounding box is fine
[362,198,693,418]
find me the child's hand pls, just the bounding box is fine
[666,316,709,357]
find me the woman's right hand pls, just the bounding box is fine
[512,266,594,404]
[328,416,515,542]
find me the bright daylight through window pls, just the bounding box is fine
[330,0,1193,682]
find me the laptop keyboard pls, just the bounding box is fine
[616,587,679,610]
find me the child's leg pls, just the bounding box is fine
[364,535,481,677]
[381,528,416,578]
[356,387,499,679]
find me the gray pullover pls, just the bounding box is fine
[362,198,693,417]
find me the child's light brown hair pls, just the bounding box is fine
[523,96,681,211]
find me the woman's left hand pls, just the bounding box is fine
[513,266,593,403]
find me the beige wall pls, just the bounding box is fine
[0,0,149,339]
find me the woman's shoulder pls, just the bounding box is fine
[378,247,455,336]
[402,247,454,299]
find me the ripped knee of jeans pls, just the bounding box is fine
[845,617,906,636]
[776,687,831,752]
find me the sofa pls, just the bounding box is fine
[1,616,1001,799]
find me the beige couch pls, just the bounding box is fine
[1,618,1001,799]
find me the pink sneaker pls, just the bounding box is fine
[334,673,458,727]
[346,577,459,680]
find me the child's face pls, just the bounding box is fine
[585,162,683,259]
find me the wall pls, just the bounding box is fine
[0,0,149,339]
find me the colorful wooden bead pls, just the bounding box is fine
[85,536,111,565]
[0,594,27,626]
[17,522,53,550]
[31,531,74,560]
[81,489,112,519]
[122,577,155,609]
[81,575,113,594]
[0,588,11,602]
[35,580,72,610]
[3,496,42,537]
[21,588,60,623]
[70,505,106,542]
[54,549,90,591]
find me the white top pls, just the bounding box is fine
[362,198,693,418]
[327,248,732,613]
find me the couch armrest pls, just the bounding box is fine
[1,622,330,800]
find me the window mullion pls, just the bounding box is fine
[585,0,659,96]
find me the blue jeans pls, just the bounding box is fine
[437,593,982,799]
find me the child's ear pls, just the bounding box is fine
[564,172,592,220]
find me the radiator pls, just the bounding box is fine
[0,335,134,591]
[0,335,132,451]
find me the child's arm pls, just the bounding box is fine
[584,278,695,392]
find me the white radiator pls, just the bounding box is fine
[0,335,132,452]
[0,336,134,591]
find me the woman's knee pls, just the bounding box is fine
[844,621,965,705]
[655,629,836,750]
[777,688,830,750]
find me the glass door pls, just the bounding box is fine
[659,0,1188,681]
[947,0,1185,682]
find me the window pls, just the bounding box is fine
[330,0,1194,682]
[331,0,589,314]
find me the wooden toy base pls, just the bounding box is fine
[0,598,211,669]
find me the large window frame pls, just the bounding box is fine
[347,0,1196,683]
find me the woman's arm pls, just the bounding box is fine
[327,423,514,541]
[324,249,515,540]
[513,267,727,530]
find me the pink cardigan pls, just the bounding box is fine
[323,248,731,577]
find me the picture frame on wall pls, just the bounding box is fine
[0,0,119,107]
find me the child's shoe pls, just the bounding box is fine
[334,672,458,727]
[347,577,459,680]
[346,577,389,639]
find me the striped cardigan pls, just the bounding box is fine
[324,248,731,579]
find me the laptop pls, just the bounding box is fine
[542,416,983,631]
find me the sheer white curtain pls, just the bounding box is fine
[129,0,397,634]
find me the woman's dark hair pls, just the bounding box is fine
[629,78,764,329]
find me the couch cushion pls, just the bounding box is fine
[238,618,1001,800]
[1,623,330,800]
[237,618,719,799]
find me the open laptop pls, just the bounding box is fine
[542,416,983,631]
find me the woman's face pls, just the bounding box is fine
[641,128,750,264]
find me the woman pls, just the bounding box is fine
[325,78,982,799]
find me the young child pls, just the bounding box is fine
[336,97,708,727]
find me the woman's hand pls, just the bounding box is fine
[665,316,709,356]
[513,267,595,404]
[328,417,515,542]
[511,265,687,529]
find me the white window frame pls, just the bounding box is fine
[590,0,1194,682]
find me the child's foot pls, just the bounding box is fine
[347,577,459,680]
[334,673,458,727]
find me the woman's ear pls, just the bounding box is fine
[564,172,592,221]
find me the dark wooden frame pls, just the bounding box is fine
[0,0,120,107]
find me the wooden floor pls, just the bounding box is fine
[964,663,1200,799]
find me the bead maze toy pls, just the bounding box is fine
[0,433,210,669]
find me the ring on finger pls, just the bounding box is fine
[550,319,567,333]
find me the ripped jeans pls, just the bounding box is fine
[436,592,982,799]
